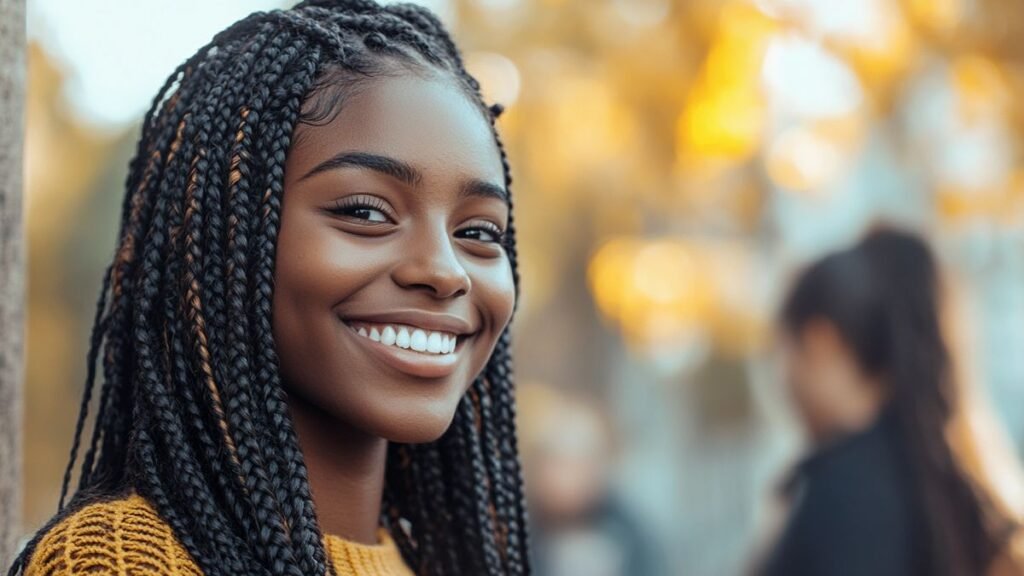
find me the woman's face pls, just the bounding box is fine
[273,73,515,444]
[779,321,885,443]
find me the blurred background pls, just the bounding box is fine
[20,0,1024,574]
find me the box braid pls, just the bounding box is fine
[8,2,530,575]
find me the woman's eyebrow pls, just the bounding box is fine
[461,180,508,202]
[300,151,421,185]
[300,150,508,202]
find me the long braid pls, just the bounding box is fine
[130,38,256,574]
[182,69,307,576]
[12,2,530,575]
[243,35,335,576]
[132,104,257,573]
[91,42,238,494]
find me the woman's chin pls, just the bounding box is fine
[369,401,462,445]
[379,418,457,445]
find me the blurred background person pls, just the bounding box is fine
[519,383,668,576]
[758,227,1020,576]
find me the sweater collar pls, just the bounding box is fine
[323,528,414,576]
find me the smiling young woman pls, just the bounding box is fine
[8,2,529,575]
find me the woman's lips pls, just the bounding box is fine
[348,321,458,355]
[340,318,471,379]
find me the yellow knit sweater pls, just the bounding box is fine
[24,493,414,576]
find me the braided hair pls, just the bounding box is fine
[9,2,529,574]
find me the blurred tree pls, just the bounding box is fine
[0,0,25,566]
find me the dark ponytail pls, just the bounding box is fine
[782,227,1012,576]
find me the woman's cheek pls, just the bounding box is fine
[478,257,516,331]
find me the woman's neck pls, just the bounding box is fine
[287,392,389,544]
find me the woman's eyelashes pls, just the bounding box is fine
[326,194,395,225]
[456,221,506,246]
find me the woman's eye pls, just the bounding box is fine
[458,224,506,244]
[327,196,393,224]
[343,206,389,223]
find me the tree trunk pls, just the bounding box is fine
[0,0,26,567]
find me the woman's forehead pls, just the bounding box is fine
[287,75,504,185]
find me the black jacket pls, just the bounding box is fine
[761,407,926,576]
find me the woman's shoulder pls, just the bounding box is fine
[24,492,201,576]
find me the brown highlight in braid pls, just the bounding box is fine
[10,2,531,576]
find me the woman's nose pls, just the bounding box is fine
[390,223,471,299]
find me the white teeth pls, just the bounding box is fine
[350,322,461,355]
[426,332,442,353]
[410,329,428,352]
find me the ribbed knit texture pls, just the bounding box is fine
[24,494,413,575]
